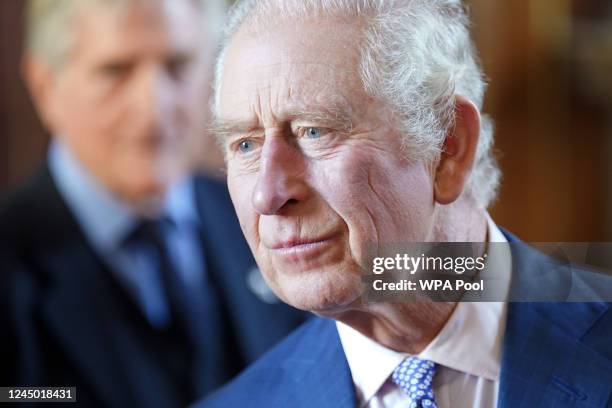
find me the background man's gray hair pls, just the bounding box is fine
[214,0,501,208]
[25,0,227,70]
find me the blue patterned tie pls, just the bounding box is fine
[391,356,438,408]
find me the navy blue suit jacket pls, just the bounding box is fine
[0,167,308,408]
[198,231,612,407]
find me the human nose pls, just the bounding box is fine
[251,136,309,215]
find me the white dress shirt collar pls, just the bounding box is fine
[337,215,510,406]
[48,140,199,254]
[48,140,136,253]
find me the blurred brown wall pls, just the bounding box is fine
[0,1,48,191]
[469,0,611,241]
[1,0,610,241]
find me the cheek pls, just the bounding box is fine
[383,163,435,238]
[314,147,435,251]
[228,170,259,243]
[368,159,435,241]
[309,150,380,263]
[171,84,201,125]
[53,81,125,145]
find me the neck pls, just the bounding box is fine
[332,199,488,354]
[332,302,457,354]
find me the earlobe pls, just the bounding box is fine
[433,96,481,205]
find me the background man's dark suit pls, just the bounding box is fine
[0,167,308,408]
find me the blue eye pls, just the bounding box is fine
[239,140,254,153]
[305,127,321,139]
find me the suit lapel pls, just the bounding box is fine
[502,228,573,301]
[31,168,135,407]
[41,248,134,407]
[499,302,611,407]
[279,318,356,408]
[500,230,612,407]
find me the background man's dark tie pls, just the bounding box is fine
[129,219,228,402]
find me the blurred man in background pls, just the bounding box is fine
[0,0,306,407]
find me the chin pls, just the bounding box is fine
[273,268,363,314]
[114,175,168,207]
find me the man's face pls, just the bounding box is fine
[219,17,438,314]
[36,0,210,201]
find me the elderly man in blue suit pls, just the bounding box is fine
[193,0,612,407]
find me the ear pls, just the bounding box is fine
[21,54,58,130]
[433,96,481,205]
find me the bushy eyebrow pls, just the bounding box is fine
[210,104,354,141]
[289,107,354,133]
[209,119,260,141]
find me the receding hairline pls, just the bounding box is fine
[214,5,373,117]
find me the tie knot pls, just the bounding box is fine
[391,356,437,408]
[125,216,173,247]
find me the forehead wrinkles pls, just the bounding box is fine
[238,62,363,127]
[220,17,367,123]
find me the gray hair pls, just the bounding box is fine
[214,0,500,208]
[25,0,227,70]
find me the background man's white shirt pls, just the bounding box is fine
[337,216,511,408]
